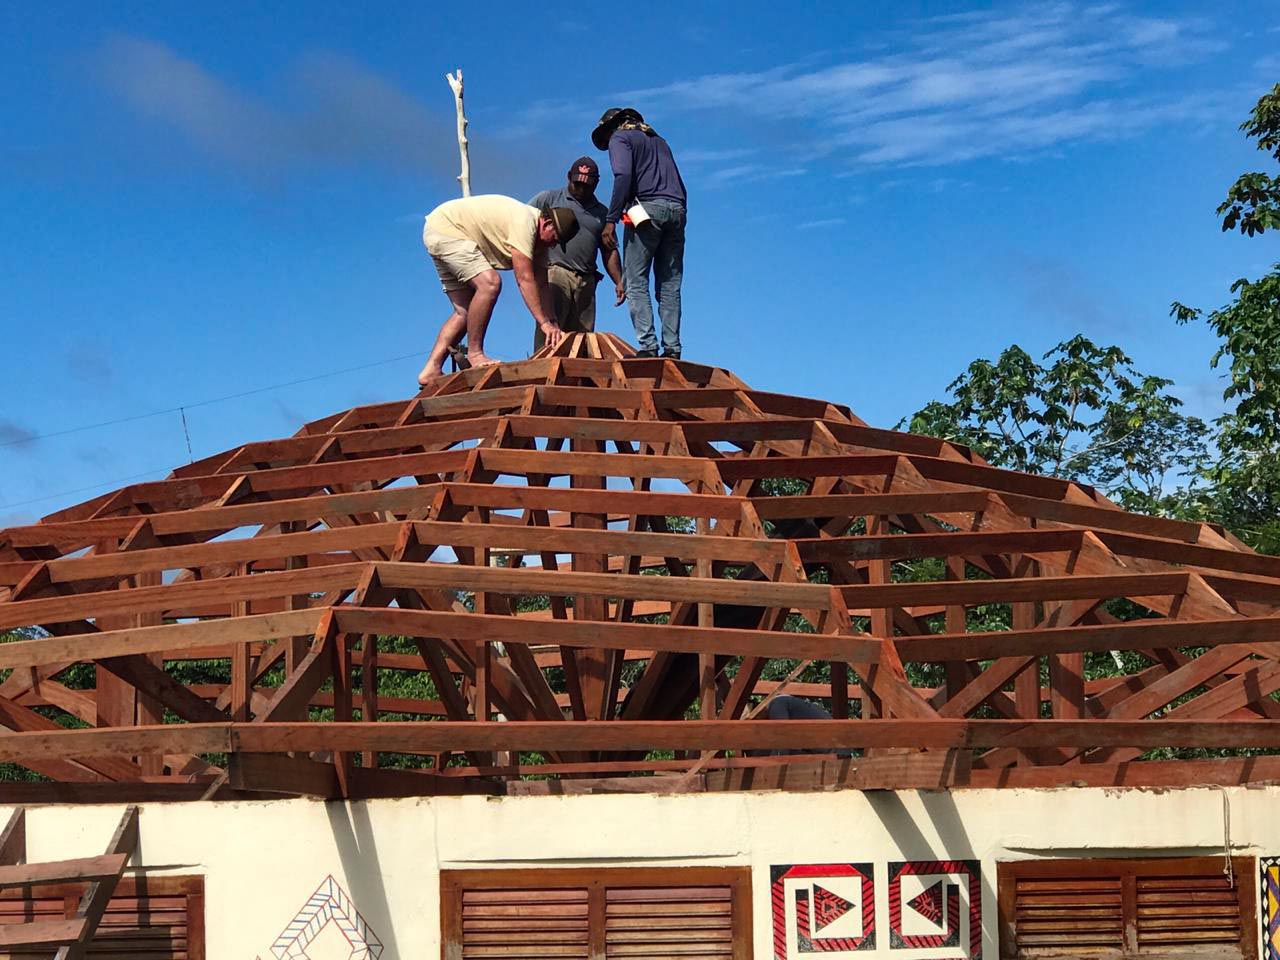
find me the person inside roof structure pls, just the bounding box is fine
[527,156,625,351]
[417,195,579,384]
[592,107,688,360]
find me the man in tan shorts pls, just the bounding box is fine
[418,195,579,384]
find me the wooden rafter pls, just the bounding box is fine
[1,332,1278,798]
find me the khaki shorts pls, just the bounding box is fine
[423,227,491,291]
[535,263,597,350]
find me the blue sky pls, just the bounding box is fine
[2,1,1277,525]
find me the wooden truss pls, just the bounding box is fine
[0,805,138,956]
[2,332,1279,800]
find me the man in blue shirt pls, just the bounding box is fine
[528,157,624,351]
[592,107,688,359]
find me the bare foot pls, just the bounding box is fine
[466,351,500,369]
[417,362,444,386]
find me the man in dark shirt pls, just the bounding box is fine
[592,107,688,359]
[528,157,624,351]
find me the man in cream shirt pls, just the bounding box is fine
[418,195,578,384]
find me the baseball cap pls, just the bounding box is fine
[568,156,599,182]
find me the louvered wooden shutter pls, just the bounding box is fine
[0,875,204,959]
[457,886,590,959]
[442,867,752,960]
[998,856,1255,959]
[604,883,734,959]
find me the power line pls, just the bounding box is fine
[1,347,430,518]
[1,349,425,449]
[3,467,174,511]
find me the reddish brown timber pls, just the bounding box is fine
[55,448,470,515]
[751,490,991,520]
[897,614,1280,662]
[0,781,220,803]
[0,808,23,865]
[479,446,721,483]
[0,854,127,888]
[338,607,880,663]
[836,572,1188,607]
[0,565,361,631]
[54,804,137,960]
[38,523,407,584]
[229,752,501,797]
[1096,530,1280,579]
[441,482,745,521]
[3,719,1280,762]
[794,528,1085,562]
[0,610,322,670]
[0,919,88,949]
[371,560,832,610]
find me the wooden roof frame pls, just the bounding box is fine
[1,332,1278,801]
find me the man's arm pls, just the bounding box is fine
[602,240,624,307]
[511,248,562,347]
[606,136,634,223]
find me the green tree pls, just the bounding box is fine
[1172,83,1280,552]
[1216,84,1280,236]
[900,335,1209,516]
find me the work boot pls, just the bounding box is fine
[662,351,680,360]
[634,348,657,358]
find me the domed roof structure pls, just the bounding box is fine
[2,332,1279,800]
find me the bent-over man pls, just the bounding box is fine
[528,156,624,350]
[419,195,578,384]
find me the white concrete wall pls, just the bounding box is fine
[9,785,1274,959]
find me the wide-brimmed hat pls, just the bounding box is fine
[591,107,644,150]
[546,207,579,246]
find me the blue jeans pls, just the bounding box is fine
[623,199,685,356]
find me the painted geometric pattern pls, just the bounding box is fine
[267,875,384,960]
[887,860,981,959]
[1262,857,1280,960]
[772,863,876,957]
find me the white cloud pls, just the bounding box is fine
[615,4,1226,168]
[796,218,847,230]
[93,35,522,184]
[698,164,807,188]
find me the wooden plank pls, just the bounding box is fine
[0,719,1278,764]
[897,615,1280,662]
[336,607,880,665]
[0,918,86,948]
[0,808,23,866]
[54,804,137,960]
[0,854,127,887]
[0,609,322,670]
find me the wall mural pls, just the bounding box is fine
[1262,857,1280,960]
[772,861,981,960]
[255,875,385,960]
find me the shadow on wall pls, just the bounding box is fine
[326,801,401,959]
[865,789,994,934]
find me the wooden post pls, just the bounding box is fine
[446,70,471,197]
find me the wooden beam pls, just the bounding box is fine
[54,804,137,960]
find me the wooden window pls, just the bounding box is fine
[998,856,1256,960]
[441,866,753,960]
[0,875,204,959]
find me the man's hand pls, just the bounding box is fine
[601,221,617,248]
[614,279,626,306]
[540,320,564,348]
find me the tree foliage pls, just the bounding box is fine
[1217,84,1280,236]
[1170,83,1280,552]
[900,336,1209,516]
